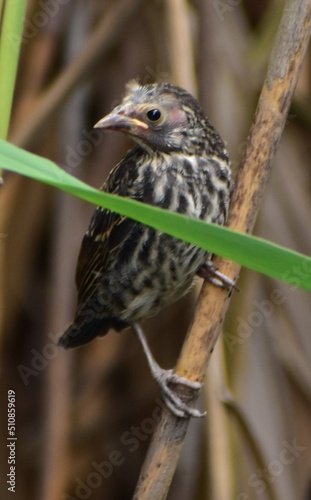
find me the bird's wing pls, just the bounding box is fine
[75,148,141,304]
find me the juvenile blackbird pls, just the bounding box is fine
[59,81,233,418]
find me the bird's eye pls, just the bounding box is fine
[146,109,162,121]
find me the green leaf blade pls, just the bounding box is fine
[1,138,310,291]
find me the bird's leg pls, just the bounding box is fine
[197,261,239,291]
[132,322,205,418]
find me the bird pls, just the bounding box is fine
[58,80,233,418]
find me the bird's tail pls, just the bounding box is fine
[58,319,109,349]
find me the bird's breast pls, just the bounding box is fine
[95,151,231,323]
[138,152,231,223]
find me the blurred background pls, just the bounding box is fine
[1,0,311,499]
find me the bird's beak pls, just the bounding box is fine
[94,108,148,132]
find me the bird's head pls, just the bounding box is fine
[94,81,219,155]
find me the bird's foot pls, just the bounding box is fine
[198,261,239,291]
[153,368,206,418]
[133,322,205,418]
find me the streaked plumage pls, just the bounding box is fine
[59,81,232,417]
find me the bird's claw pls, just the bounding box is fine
[198,261,239,291]
[133,323,206,418]
[154,368,206,418]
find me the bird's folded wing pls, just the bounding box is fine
[75,149,142,304]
